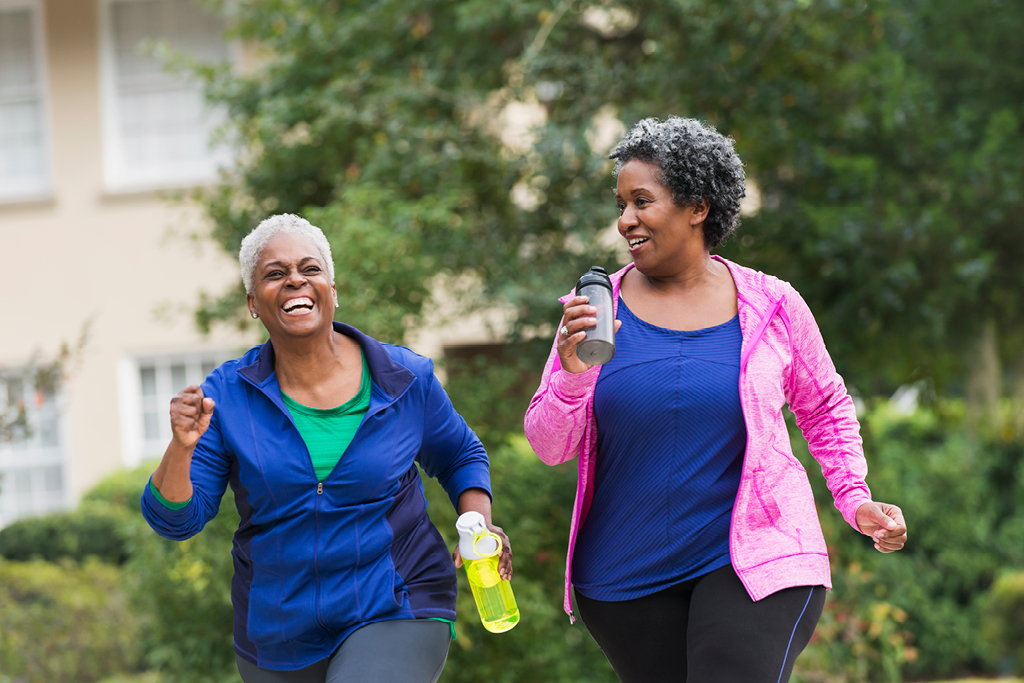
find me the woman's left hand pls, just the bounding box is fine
[452,522,514,581]
[856,501,907,553]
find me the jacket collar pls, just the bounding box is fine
[237,322,415,400]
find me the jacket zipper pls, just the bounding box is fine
[730,295,786,599]
[313,481,328,631]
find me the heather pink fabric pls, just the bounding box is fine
[524,256,872,621]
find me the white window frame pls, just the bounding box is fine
[0,0,54,204]
[97,0,237,193]
[0,368,70,529]
[118,349,235,468]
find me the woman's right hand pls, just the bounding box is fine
[557,296,621,374]
[169,385,215,449]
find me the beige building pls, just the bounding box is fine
[0,0,541,530]
[0,0,258,528]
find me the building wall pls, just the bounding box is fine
[0,0,251,510]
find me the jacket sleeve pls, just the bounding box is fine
[416,364,491,509]
[140,379,231,541]
[782,284,872,532]
[523,312,600,466]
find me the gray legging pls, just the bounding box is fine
[235,619,451,683]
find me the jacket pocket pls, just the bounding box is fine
[245,565,284,648]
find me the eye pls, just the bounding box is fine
[304,266,321,274]
[635,197,650,207]
[616,202,626,214]
[265,270,283,279]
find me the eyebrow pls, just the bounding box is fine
[262,256,321,270]
[614,187,654,199]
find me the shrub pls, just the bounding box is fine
[0,559,143,683]
[982,570,1024,674]
[124,487,241,683]
[791,402,1024,679]
[0,502,130,564]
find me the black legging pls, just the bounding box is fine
[575,564,826,683]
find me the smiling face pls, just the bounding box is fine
[616,159,709,278]
[247,232,337,341]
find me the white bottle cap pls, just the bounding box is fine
[456,511,500,560]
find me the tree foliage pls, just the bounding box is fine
[193,0,1023,399]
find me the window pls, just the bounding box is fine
[0,0,51,203]
[0,369,67,528]
[100,0,231,191]
[118,350,233,467]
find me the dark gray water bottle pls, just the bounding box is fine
[574,266,616,366]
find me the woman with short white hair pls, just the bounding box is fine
[142,214,513,682]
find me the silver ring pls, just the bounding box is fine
[561,325,569,337]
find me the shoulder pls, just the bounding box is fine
[717,256,796,306]
[199,345,262,398]
[381,342,436,378]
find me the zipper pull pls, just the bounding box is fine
[317,482,323,495]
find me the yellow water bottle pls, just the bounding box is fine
[456,511,520,633]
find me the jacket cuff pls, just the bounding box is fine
[149,478,192,510]
[142,477,196,524]
[550,366,600,400]
[443,464,492,509]
[839,493,874,533]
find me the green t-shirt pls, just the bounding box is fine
[281,350,371,482]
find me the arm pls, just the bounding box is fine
[455,487,513,580]
[782,285,907,551]
[415,365,491,509]
[524,295,603,465]
[415,366,514,578]
[141,384,231,541]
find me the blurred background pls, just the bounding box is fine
[1,0,1023,681]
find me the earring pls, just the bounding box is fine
[251,311,258,319]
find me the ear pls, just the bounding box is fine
[331,284,339,308]
[690,197,710,226]
[246,293,256,317]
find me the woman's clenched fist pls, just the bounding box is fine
[169,385,215,449]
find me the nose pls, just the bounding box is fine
[618,204,639,233]
[285,268,307,287]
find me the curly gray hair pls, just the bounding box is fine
[239,214,335,295]
[609,117,746,249]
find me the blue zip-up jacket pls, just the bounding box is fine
[141,323,491,671]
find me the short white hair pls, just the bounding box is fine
[238,214,335,295]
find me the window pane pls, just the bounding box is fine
[14,469,30,494]
[0,7,48,199]
[110,0,228,181]
[140,366,157,396]
[170,363,187,393]
[143,409,160,441]
[43,465,62,493]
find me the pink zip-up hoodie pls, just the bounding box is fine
[524,257,872,621]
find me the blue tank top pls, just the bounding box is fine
[572,297,747,601]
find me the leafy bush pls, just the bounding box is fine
[794,561,916,683]
[791,402,1024,679]
[124,487,241,683]
[0,502,130,564]
[982,570,1024,674]
[0,559,143,683]
[421,435,616,683]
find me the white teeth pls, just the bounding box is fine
[628,237,649,248]
[283,297,314,311]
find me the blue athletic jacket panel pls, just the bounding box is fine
[141,323,490,671]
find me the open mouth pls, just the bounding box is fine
[627,237,649,250]
[282,297,314,314]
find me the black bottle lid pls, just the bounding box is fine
[575,266,612,294]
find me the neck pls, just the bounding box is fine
[271,325,348,386]
[640,250,717,295]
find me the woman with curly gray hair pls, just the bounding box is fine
[525,117,906,682]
